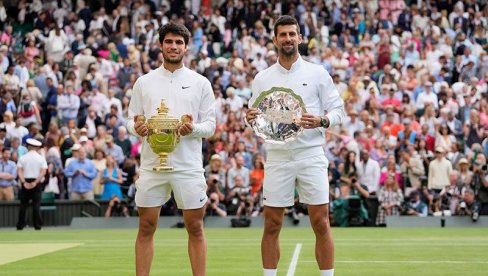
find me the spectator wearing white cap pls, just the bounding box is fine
[16,138,47,230]
[79,135,94,158]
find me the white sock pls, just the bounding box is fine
[320,269,334,276]
[263,268,277,276]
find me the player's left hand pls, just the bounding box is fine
[300,114,322,129]
[178,114,193,136]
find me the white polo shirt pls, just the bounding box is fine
[126,65,216,172]
[249,56,345,152]
[17,150,48,179]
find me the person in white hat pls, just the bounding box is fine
[246,16,344,276]
[16,138,48,230]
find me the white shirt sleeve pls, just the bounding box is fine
[318,68,345,128]
[189,79,216,138]
[126,79,144,137]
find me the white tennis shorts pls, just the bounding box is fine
[135,169,208,210]
[263,147,329,207]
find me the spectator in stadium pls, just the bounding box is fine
[357,150,381,224]
[246,15,344,276]
[456,189,479,220]
[64,147,98,200]
[0,148,16,201]
[127,22,215,276]
[115,126,132,158]
[249,154,264,196]
[10,137,27,158]
[428,146,453,213]
[57,84,80,125]
[7,115,29,140]
[0,125,10,148]
[439,170,467,215]
[400,151,425,194]
[205,192,227,217]
[101,155,124,200]
[227,155,250,190]
[16,139,47,230]
[105,195,130,218]
[376,174,404,226]
[204,154,226,191]
[104,135,125,166]
[0,111,15,134]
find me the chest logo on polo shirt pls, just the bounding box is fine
[302,83,308,86]
[182,86,190,89]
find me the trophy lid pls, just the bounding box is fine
[147,100,179,124]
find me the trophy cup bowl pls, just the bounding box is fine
[136,100,190,172]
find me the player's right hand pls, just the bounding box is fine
[246,108,258,125]
[134,115,148,137]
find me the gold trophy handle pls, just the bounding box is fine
[181,114,192,124]
[134,115,147,138]
[135,115,146,124]
[176,114,192,137]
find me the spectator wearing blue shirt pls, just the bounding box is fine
[10,137,28,158]
[64,147,98,200]
[397,118,417,145]
[104,135,125,166]
[0,148,17,201]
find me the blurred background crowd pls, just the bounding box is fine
[0,0,487,225]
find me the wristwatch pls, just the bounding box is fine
[320,117,329,128]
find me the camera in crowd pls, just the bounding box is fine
[236,187,251,197]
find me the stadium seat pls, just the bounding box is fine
[40,192,57,226]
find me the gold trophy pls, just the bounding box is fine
[136,100,190,172]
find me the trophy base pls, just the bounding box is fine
[153,152,173,172]
[153,166,174,172]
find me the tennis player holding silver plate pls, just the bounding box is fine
[246,15,345,276]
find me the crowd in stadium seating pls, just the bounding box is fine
[0,0,487,226]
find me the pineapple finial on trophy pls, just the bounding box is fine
[157,100,169,115]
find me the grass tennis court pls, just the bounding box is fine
[0,227,487,275]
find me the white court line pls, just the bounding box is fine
[286,243,302,276]
[301,260,488,264]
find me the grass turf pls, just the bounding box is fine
[0,227,487,275]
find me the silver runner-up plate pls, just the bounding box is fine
[251,87,307,144]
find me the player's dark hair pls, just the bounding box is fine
[273,15,300,36]
[158,22,190,45]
